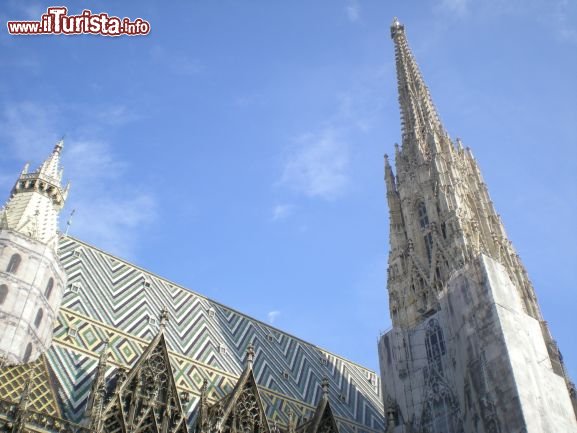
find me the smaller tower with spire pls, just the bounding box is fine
[0,140,70,365]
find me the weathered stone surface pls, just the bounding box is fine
[379,255,577,433]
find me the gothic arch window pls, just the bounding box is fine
[0,284,7,304]
[45,278,54,300]
[23,343,32,362]
[421,381,463,433]
[417,202,434,263]
[426,395,453,433]
[424,233,433,263]
[425,319,446,372]
[34,308,43,328]
[6,253,22,274]
[417,202,429,229]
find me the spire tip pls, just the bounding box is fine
[54,137,64,154]
[391,17,404,38]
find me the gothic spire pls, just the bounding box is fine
[0,139,69,248]
[391,17,445,158]
[37,139,65,182]
[86,341,109,432]
[385,18,545,328]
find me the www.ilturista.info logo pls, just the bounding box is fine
[7,7,150,36]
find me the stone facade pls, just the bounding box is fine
[0,230,67,365]
[378,17,577,433]
[0,141,68,366]
[379,255,576,432]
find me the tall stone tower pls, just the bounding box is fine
[0,140,69,365]
[378,18,577,433]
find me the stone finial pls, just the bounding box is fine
[390,17,404,38]
[98,339,109,367]
[245,343,255,368]
[200,378,208,394]
[20,163,29,176]
[321,377,329,400]
[159,307,169,329]
[54,138,64,154]
[456,137,464,151]
[288,410,296,433]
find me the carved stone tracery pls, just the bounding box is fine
[91,326,189,433]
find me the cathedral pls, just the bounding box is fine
[0,143,383,431]
[0,17,575,433]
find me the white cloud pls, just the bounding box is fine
[439,0,470,15]
[64,139,124,182]
[267,310,281,324]
[274,62,386,206]
[69,194,156,258]
[95,105,141,126]
[281,128,350,200]
[0,101,157,259]
[271,203,294,221]
[0,102,59,160]
[345,0,360,22]
[553,0,577,44]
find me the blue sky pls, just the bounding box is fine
[0,0,575,379]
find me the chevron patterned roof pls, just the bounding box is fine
[30,236,384,432]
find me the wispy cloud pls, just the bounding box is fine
[437,0,577,45]
[69,193,156,258]
[345,0,360,22]
[95,105,141,126]
[0,101,156,259]
[267,310,280,324]
[275,63,387,205]
[553,0,577,44]
[0,102,60,160]
[271,203,294,221]
[437,0,470,15]
[281,127,350,200]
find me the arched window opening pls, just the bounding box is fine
[440,222,447,239]
[424,233,433,263]
[0,284,8,305]
[425,319,446,372]
[417,202,429,229]
[6,254,22,274]
[421,389,464,433]
[23,343,32,363]
[34,308,43,328]
[45,278,54,300]
[431,396,452,433]
[435,266,441,280]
